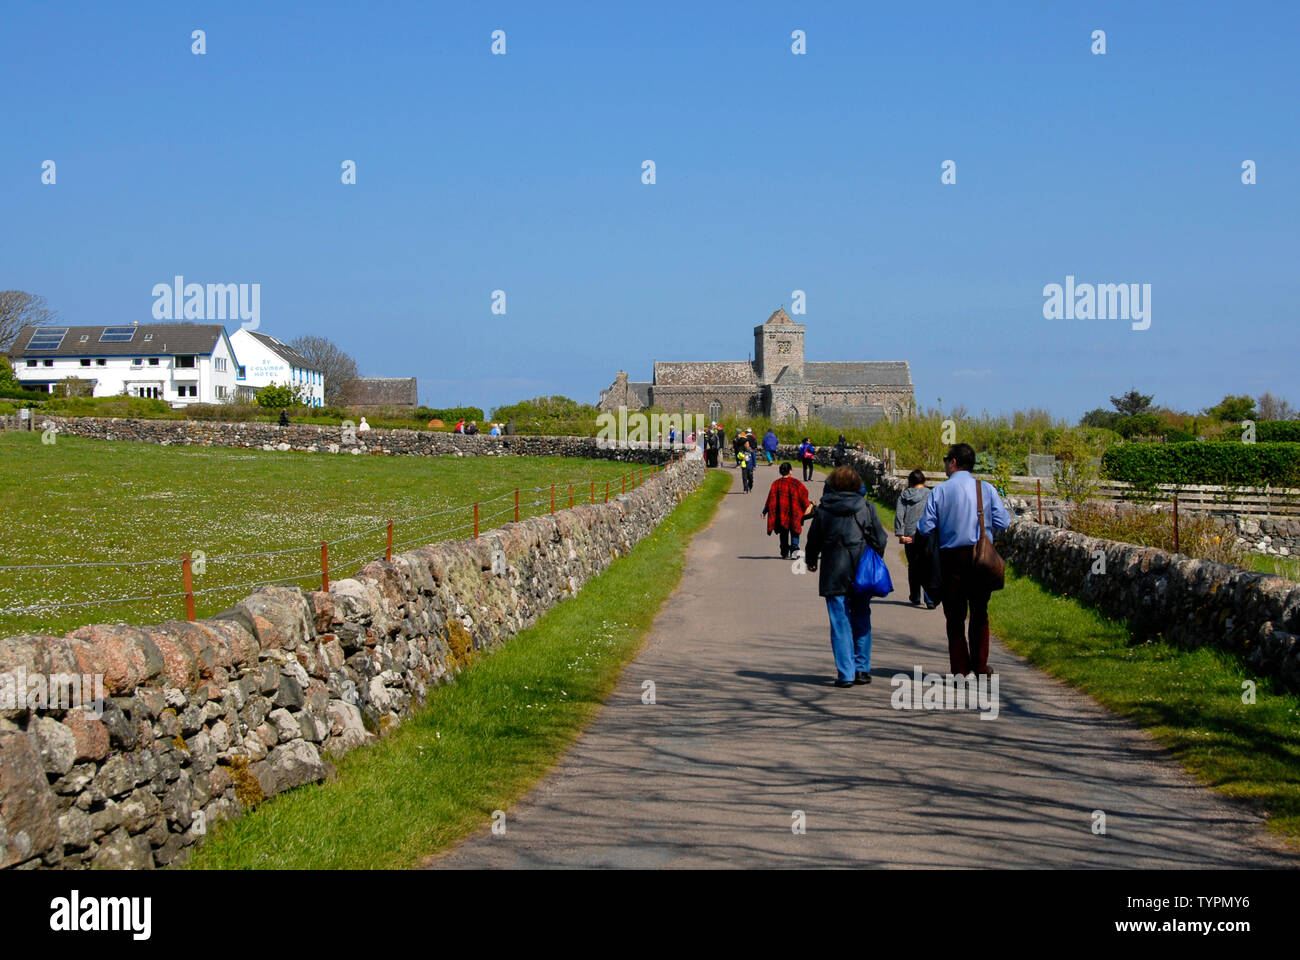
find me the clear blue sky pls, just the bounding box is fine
[2,1,1295,420]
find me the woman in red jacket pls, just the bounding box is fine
[762,462,811,559]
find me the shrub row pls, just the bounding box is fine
[1102,442,1300,488]
[414,406,485,423]
[1257,421,1300,443]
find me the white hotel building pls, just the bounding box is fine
[10,323,240,406]
[228,329,324,407]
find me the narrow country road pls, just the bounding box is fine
[429,466,1299,869]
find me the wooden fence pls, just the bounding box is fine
[889,470,1300,517]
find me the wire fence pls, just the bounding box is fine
[0,458,688,626]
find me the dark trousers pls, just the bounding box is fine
[903,539,932,605]
[775,525,801,557]
[741,467,754,491]
[938,546,991,675]
[801,459,814,481]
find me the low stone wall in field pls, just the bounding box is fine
[2,415,688,464]
[0,459,704,870]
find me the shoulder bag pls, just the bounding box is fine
[972,477,1005,592]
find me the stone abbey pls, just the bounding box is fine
[598,308,915,426]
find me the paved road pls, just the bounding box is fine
[430,467,1298,868]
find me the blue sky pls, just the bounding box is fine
[1,1,1295,419]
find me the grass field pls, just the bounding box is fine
[188,468,731,869]
[872,495,1300,843]
[1247,552,1300,581]
[0,432,645,638]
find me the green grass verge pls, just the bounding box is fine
[0,432,639,636]
[990,570,1300,841]
[187,468,732,869]
[871,492,1300,842]
[1247,553,1300,582]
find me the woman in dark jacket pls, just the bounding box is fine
[804,465,889,687]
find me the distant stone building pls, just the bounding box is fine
[599,308,914,427]
[337,377,418,411]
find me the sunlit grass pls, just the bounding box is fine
[0,432,644,636]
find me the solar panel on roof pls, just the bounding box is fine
[99,326,137,342]
[27,327,68,350]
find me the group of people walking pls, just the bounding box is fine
[752,442,1010,687]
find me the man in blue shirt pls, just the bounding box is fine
[916,443,1011,675]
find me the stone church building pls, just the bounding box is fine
[598,308,914,427]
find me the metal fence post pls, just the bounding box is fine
[182,554,196,622]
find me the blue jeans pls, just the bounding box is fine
[825,593,873,682]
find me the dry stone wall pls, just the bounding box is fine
[0,459,703,870]
[998,522,1300,690]
[1,415,680,463]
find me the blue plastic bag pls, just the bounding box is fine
[853,545,893,597]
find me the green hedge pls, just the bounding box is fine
[1102,442,1300,488]
[1257,421,1300,443]
[0,385,50,402]
[414,406,485,423]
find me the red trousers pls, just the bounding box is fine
[938,546,992,675]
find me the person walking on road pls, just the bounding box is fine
[762,462,810,559]
[895,469,937,609]
[915,443,1011,676]
[762,429,779,465]
[804,465,889,687]
[797,437,817,481]
[739,441,757,492]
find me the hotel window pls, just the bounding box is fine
[26,360,36,367]
[177,356,196,369]
[43,360,53,367]
[148,358,159,366]
[81,359,91,367]
[237,365,246,379]
[215,357,227,372]
[132,358,143,367]
[95,359,106,366]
